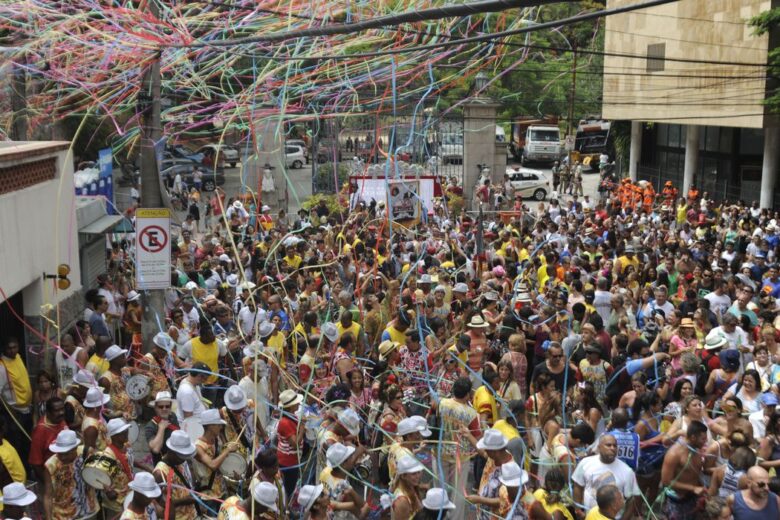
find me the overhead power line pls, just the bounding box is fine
[167,0,559,48]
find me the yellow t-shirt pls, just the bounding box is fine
[0,439,25,512]
[492,419,519,441]
[533,489,575,520]
[191,337,220,385]
[337,322,362,342]
[585,506,611,520]
[1,355,31,407]
[266,332,286,367]
[87,353,110,379]
[447,346,468,367]
[384,325,407,345]
[284,255,302,269]
[473,386,498,426]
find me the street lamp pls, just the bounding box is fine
[474,72,489,93]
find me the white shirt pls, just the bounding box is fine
[176,378,207,422]
[238,307,266,336]
[98,287,119,317]
[181,307,200,329]
[55,346,84,391]
[572,455,640,518]
[749,409,769,439]
[704,292,732,317]
[710,325,750,351]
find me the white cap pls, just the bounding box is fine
[83,387,110,408]
[422,488,456,511]
[261,205,271,212]
[396,455,425,475]
[252,481,279,512]
[258,321,275,338]
[498,460,528,487]
[233,200,243,210]
[128,471,162,498]
[2,483,36,506]
[104,344,128,361]
[200,409,226,426]
[184,281,198,291]
[153,332,174,352]
[278,389,303,409]
[148,391,173,407]
[476,429,508,450]
[396,416,432,437]
[297,484,324,512]
[72,369,96,388]
[126,290,141,302]
[107,418,131,438]
[326,442,356,468]
[337,408,361,437]
[453,283,469,293]
[226,274,239,287]
[321,322,339,342]
[49,430,81,453]
[166,430,196,457]
[218,253,231,263]
[224,385,248,411]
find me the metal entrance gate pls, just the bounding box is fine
[311,110,464,195]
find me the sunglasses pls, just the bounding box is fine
[755,481,768,488]
[156,404,171,409]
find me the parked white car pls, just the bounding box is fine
[285,145,305,169]
[507,167,550,201]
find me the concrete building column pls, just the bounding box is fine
[629,121,642,181]
[761,126,779,209]
[683,124,700,194]
[463,100,499,209]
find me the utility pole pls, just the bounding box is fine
[139,0,166,354]
[566,45,578,168]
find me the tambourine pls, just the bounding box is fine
[220,452,247,480]
[126,374,150,401]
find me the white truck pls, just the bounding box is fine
[522,125,562,165]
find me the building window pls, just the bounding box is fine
[647,43,666,72]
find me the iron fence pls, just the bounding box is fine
[635,165,771,206]
[311,112,464,194]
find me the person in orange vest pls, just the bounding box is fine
[687,186,699,206]
[631,184,643,211]
[662,181,678,208]
[642,183,656,213]
[618,178,631,209]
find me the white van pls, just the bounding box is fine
[522,125,561,164]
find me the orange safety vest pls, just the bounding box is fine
[643,187,655,212]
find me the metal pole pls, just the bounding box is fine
[567,46,578,169]
[139,1,166,354]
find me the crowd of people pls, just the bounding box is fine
[3,170,780,520]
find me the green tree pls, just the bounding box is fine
[750,8,780,113]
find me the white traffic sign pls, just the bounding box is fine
[136,208,171,289]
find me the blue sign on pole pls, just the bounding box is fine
[98,148,116,214]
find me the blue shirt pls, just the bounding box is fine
[607,428,640,470]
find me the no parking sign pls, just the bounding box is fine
[136,208,171,289]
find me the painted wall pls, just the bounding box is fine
[603,0,771,128]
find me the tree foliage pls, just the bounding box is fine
[751,7,780,113]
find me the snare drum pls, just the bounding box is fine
[127,421,139,445]
[182,416,204,443]
[220,452,248,494]
[82,455,119,490]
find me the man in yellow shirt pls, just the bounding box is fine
[282,244,302,270]
[472,370,501,428]
[0,337,33,467]
[585,484,624,520]
[492,400,526,466]
[0,421,26,513]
